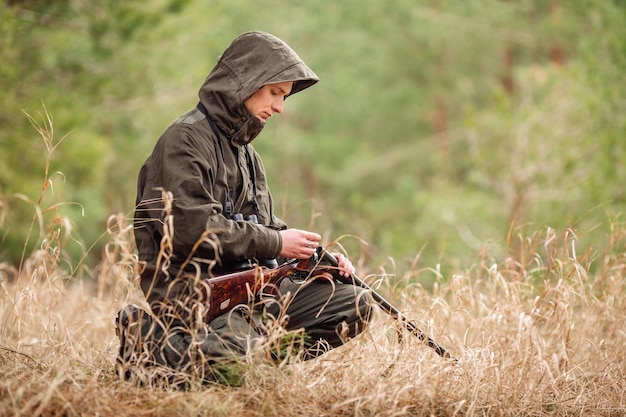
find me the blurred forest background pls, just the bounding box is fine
[1,0,625,281]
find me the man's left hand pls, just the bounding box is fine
[331,252,355,278]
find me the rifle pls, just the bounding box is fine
[320,248,456,361]
[202,247,456,361]
[202,255,317,323]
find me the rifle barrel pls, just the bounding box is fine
[321,249,456,361]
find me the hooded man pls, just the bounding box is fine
[118,31,372,384]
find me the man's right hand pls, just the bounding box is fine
[279,228,321,259]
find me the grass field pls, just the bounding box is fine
[1,119,624,416]
[1,212,625,416]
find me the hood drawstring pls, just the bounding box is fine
[197,102,260,220]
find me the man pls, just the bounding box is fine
[117,31,372,384]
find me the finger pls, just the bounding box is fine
[298,244,317,258]
[333,253,355,277]
[303,231,321,243]
[303,238,319,250]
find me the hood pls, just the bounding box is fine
[199,31,319,145]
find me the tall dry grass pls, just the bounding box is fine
[1,114,625,416]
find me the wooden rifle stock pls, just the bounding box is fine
[202,256,314,323]
[321,248,456,361]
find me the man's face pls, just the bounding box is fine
[244,81,294,124]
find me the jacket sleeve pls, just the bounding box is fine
[151,124,283,263]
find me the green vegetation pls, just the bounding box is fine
[2,1,625,278]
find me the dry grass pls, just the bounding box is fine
[1,113,625,416]
[2,216,626,416]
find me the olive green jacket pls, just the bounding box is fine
[134,31,318,310]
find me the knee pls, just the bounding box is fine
[342,286,374,337]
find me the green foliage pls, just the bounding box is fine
[1,1,625,281]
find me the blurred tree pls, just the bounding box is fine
[1,0,624,279]
[0,1,189,266]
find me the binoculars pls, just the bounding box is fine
[229,213,279,270]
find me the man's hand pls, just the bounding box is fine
[279,229,355,278]
[279,228,321,259]
[331,252,355,278]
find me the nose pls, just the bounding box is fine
[272,98,284,114]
